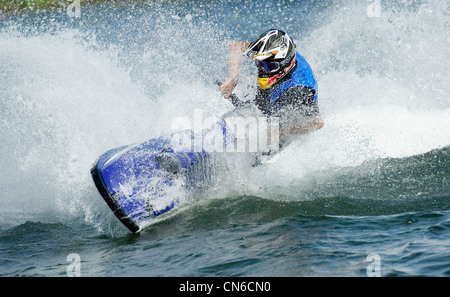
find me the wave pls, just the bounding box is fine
[0,0,448,234]
[197,146,450,203]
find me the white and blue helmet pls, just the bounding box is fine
[244,29,296,75]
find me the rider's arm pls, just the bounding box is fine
[275,86,324,140]
[220,41,251,99]
[281,113,324,137]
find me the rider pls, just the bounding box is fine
[219,29,324,145]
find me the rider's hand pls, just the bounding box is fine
[219,76,238,99]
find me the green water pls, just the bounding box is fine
[0,0,449,277]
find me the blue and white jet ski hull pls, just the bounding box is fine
[91,137,208,232]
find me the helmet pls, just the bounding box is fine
[244,29,297,89]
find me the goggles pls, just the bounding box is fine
[257,60,280,73]
[257,55,297,89]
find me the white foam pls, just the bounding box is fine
[228,0,450,200]
[0,0,448,232]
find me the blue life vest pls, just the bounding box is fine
[262,52,318,115]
